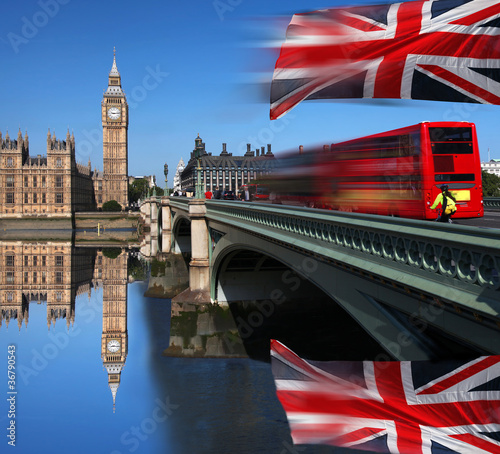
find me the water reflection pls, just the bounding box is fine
[0,240,400,454]
[165,302,247,358]
[1,240,88,331]
[0,241,133,409]
[99,248,129,412]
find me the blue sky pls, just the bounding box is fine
[1,0,499,187]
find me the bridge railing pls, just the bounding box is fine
[484,197,500,210]
[168,196,190,210]
[160,195,500,210]
[204,201,500,302]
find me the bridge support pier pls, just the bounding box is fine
[161,197,172,253]
[150,198,158,238]
[172,199,211,304]
[139,199,152,257]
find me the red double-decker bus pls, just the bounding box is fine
[265,122,484,219]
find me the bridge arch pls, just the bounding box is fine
[213,246,325,304]
[211,244,398,360]
[171,214,192,254]
[210,230,482,360]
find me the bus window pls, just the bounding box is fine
[429,127,472,142]
[435,173,475,182]
[429,127,473,154]
[431,142,473,154]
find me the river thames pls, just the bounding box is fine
[0,245,390,454]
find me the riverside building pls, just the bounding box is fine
[180,134,276,193]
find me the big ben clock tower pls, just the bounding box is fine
[102,49,129,209]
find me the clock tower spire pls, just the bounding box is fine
[101,48,129,209]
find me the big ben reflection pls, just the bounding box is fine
[0,240,134,410]
[99,249,128,411]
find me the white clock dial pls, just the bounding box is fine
[107,107,121,120]
[107,339,121,353]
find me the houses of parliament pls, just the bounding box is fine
[0,51,129,217]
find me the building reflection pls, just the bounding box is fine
[99,248,129,412]
[0,240,133,410]
[165,301,247,358]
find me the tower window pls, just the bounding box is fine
[56,158,62,168]
[6,176,14,187]
[6,157,13,167]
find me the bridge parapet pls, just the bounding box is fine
[168,196,190,210]
[484,197,500,211]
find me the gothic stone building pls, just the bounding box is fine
[181,134,276,193]
[0,52,129,218]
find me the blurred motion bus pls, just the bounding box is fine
[261,122,483,220]
[239,183,270,201]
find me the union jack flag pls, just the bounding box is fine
[270,0,500,119]
[271,339,500,453]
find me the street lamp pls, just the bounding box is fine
[164,163,168,190]
[193,147,204,199]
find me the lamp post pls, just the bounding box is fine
[164,163,168,191]
[194,148,204,199]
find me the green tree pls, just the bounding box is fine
[128,179,149,204]
[482,171,500,197]
[151,185,164,196]
[128,256,147,281]
[102,200,122,211]
[102,248,122,259]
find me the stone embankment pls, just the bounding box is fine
[74,212,139,230]
[0,213,140,245]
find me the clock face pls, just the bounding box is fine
[107,339,121,353]
[107,107,121,120]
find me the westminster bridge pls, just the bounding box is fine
[139,196,500,361]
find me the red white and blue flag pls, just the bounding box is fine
[270,0,500,119]
[271,339,500,453]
